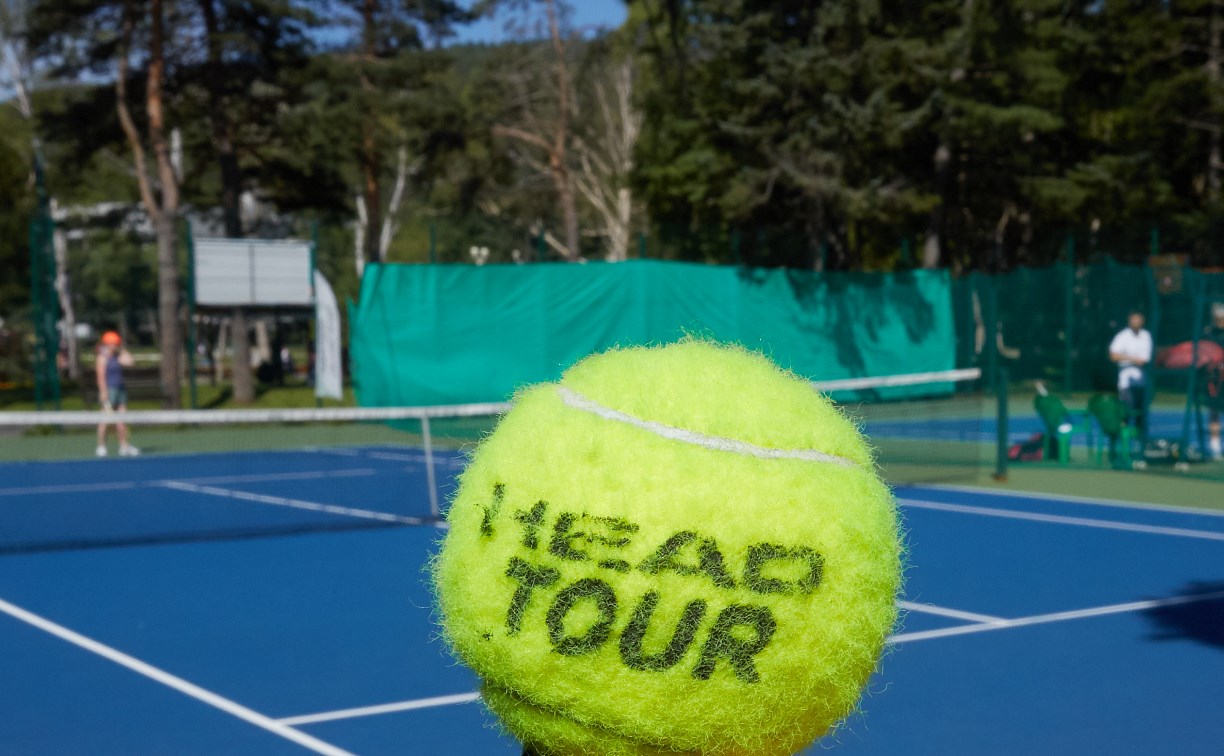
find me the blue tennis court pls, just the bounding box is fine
[1,444,1222,755]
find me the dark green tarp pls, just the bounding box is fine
[349,260,956,406]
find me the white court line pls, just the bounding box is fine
[278,692,482,726]
[275,591,1224,727]
[902,498,1224,542]
[305,448,361,457]
[366,451,463,466]
[0,481,139,497]
[0,596,353,756]
[158,481,424,525]
[916,483,1224,519]
[891,590,1224,644]
[0,470,378,498]
[172,469,377,486]
[897,601,1006,624]
[307,447,465,466]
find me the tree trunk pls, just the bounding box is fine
[214,318,228,384]
[148,0,182,408]
[377,146,414,260]
[51,210,80,381]
[924,142,951,268]
[554,162,580,258]
[354,191,368,277]
[360,0,382,266]
[548,0,579,258]
[156,214,182,406]
[612,186,632,261]
[232,308,253,403]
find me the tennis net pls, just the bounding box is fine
[816,368,998,485]
[0,370,995,553]
[0,405,505,555]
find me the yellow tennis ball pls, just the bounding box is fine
[433,340,902,756]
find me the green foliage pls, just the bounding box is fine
[0,109,33,320]
[7,0,1224,321]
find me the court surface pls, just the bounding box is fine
[1,443,1222,755]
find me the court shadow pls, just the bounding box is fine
[1141,581,1224,650]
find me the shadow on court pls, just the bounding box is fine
[1142,581,1224,651]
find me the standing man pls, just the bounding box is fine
[96,330,140,457]
[1109,310,1154,441]
[1204,303,1224,460]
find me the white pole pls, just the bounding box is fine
[422,417,440,519]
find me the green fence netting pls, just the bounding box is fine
[960,259,1224,394]
[349,260,958,406]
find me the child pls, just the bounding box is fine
[95,330,140,457]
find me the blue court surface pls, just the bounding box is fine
[1,444,1222,755]
[870,407,1196,445]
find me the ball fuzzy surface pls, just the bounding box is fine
[433,340,902,756]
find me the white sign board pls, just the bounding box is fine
[194,238,313,306]
[314,271,343,400]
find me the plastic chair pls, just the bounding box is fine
[1033,393,1094,465]
[1087,393,1136,467]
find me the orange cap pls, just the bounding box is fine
[101,331,122,346]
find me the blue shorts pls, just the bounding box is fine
[104,385,129,408]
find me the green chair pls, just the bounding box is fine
[1087,393,1136,467]
[1034,393,1094,465]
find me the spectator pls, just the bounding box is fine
[1109,310,1153,442]
[95,330,140,457]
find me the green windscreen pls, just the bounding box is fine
[349,260,957,406]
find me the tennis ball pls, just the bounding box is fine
[433,340,901,756]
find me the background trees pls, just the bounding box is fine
[6,0,1224,386]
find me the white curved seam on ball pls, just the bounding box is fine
[556,387,859,469]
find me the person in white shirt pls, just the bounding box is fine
[1109,310,1153,438]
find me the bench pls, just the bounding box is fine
[81,366,165,406]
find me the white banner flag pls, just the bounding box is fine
[313,271,343,400]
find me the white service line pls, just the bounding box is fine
[171,469,378,486]
[896,601,1007,624]
[890,589,1224,644]
[158,481,423,525]
[902,498,1224,542]
[0,596,354,756]
[278,692,482,726]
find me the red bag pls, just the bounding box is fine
[1156,340,1224,369]
[1008,432,1048,462]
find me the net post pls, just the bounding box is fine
[994,364,1009,482]
[422,416,440,519]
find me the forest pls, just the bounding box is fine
[4,1,1224,398]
